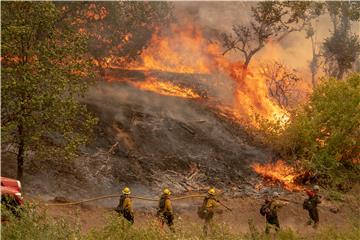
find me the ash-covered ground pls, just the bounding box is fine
[2,70,272,205]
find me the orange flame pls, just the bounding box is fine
[107,23,289,124]
[131,77,200,99]
[252,160,303,191]
[124,25,215,74]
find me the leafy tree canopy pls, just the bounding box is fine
[322,1,360,79]
[1,2,98,181]
[55,2,173,75]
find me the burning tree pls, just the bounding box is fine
[55,2,172,77]
[260,61,300,108]
[104,22,289,124]
[260,74,360,189]
[221,1,322,81]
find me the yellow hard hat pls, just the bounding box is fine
[122,187,131,195]
[208,188,216,195]
[163,188,171,195]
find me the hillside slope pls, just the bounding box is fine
[2,79,270,201]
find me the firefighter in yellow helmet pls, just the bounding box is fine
[157,188,175,232]
[115,187,134,224]
[198,187,219,236]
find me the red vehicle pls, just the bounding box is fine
[1,177,24,206]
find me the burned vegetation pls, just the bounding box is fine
[2,1,359,201]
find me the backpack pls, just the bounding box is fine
[158,195,166,212]
[116,195,126,213]
[197,197,209,219]
[303,198,312,210]
[197,206,206,219]
[260,202,271,216]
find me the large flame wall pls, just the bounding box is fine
[107,23,288,124]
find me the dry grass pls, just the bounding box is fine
[2,204,359,240]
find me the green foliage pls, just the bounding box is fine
[55,2,173,74]
[1,2,98,180]
[259,74,360,189]
[313,222,360,240]
[327,190,345,202]
[1,204,81,240]
[245,228,299,240]
[323,30,360,79]
[2,206,360,240]
[323,2,360,79]
[86,215,238,240]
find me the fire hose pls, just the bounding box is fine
[45,194,203,206]
[45,194,144,206]
[44,195,336,213]
[44,194,232,211]
[216,200,232,211]
[278,198,339,213]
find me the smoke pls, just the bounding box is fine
[171,2,312,108]
[172,2,349,85]
[174,1,253,32]
[85,83,219,126]
[87,3,295,123]
[88,2,356,122]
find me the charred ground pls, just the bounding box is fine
[2,69,271,201]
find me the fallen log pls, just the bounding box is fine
[179,122,195,135]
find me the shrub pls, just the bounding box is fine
[1,203,81,240]
[2,206,360,240]
[258,74,360,189]
[85,214,239,240]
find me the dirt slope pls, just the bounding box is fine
[2,78,270,202]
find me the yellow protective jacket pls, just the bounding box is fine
[164,198,173,214]
[270,199,286,210]
[158,195,173,215]
[205,197,219,210]
[123,196,133,212]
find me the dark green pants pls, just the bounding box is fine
[160,212,175,232]
[308,208,319,223]
[122,210,134,224]
[265,217,280,234]
[203,210,214,236]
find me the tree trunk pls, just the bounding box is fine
[311,72,316,88]
[241,59,250,81]
[16,124,25,182]
[310,37,317,89]
[337,67,345,80]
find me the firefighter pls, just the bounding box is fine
[260,192,288,234]
[199,187,219,236]
[304,185,321,228]
[157,188,175,232]
[115,187,134,224]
